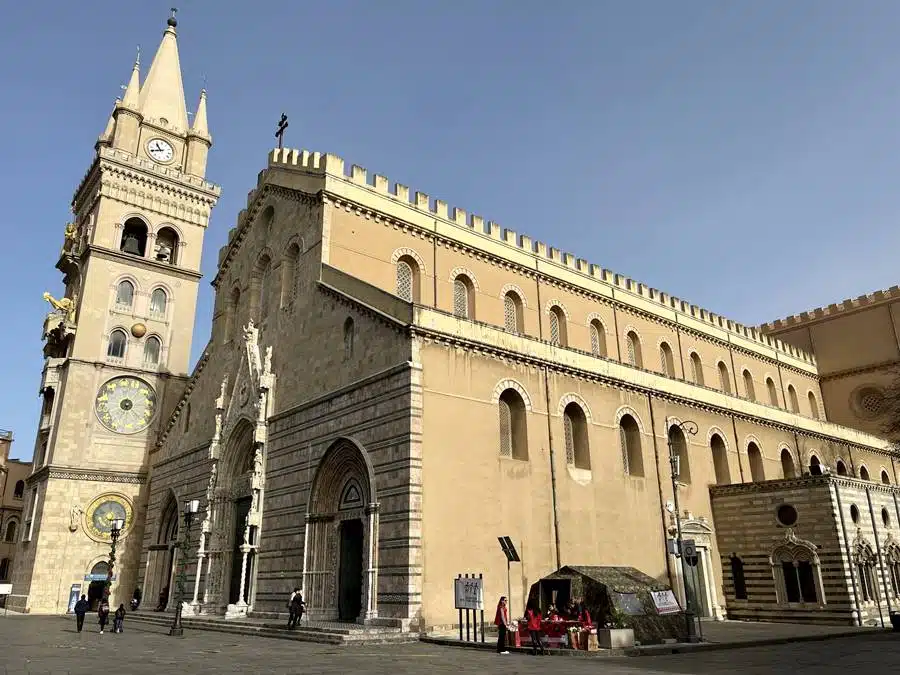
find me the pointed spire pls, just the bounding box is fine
[138,12,189,130]
[190,89,209,138]
[121,48,141,110]
[99,112,116,142]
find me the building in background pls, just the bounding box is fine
[1,431,32,598]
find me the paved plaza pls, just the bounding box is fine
[0,616,897,674]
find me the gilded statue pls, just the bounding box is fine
[42,292,76,323]
[61,222,78,255]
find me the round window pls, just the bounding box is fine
[850,504,860,524]
[851,386,886,420]
[776,504,798,527]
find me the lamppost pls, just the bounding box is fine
[666,419,700,643]
[169,499,200,637]
[105,517,126,601]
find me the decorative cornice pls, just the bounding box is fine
[710,473,900,496]
[88,245,202,282]
[27,465,147,486]
[819,359,900,382]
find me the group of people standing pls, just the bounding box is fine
[494,595,592,655]
[72,595,127,634]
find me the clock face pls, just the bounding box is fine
[95,376,157,434]
[147,138,174,162]
[84,494,133,542]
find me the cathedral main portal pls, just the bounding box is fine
[303,438,379,623]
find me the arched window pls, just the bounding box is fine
[563,403,590,470]
[787,385,800,413]
[4,520,17,543]
[107,329,127,360]
[589,320,607,357]
[253,254,272,321]
[625,331,643,368]
[115,280,134,309]
[548,306,567,346]
[281,243,301,308]
[882,469,891,485]
[743,370,756,401]
[781,448,796,478]
[620,414,644,476]
[143,336,161,366]
[659,342,675,377]
[119,217,148,257]
[808,391,820,419]
[766,378,779,406]
[396,256,420,303]
[730,556,748,600]
[808,455,822,476]
[886,545,900,598]
[224,287,240,343]
[771,537,822,604]
[854,540,879,603]
[711,433,731,485]
[690,353,704,386]
[718,362,732,394]
[668,424,690,483]
[149,288,168,318]
[343,317,354,359]
[154,226,179,264]
[13,480,24,499]
[860,465,870,481]
[835,459,848,476]
[453,275,475,319]
[747,442,765,482]
[0,558,9,581]
[504,292,524,333]
[498,389,528,461]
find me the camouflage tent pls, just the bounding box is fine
[527,565,687,644]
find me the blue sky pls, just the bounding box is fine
[3,1,900,460]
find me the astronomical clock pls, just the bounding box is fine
[84,493,134,542]
[94,376,157,434]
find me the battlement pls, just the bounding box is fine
[266,147,817,368]
[760,285,900,333]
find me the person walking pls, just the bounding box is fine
[525,601,545,655]
[288,589,305,629]
[494,596,511,654]
[97,599,110,634]
[113,604,126,633]
[73,595,89,633]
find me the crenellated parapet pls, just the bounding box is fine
[265,147,817,369]
[760,285,900,333]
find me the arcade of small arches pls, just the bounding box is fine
[389,250,822,420]
[491,381,890,486]
[143,433,380,623]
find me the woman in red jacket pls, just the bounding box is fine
[525,601,545,655]
[494,596,510,654]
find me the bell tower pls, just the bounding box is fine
[10,13,220,614]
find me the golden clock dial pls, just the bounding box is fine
[84,494,134,542]
[95,376,157,434]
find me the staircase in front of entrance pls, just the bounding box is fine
[126,612,418,645]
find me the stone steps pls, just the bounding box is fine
[126,612,417,645]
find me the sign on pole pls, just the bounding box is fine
[454,576,484,610]
[650,589,681,615]
[0,583,11,596]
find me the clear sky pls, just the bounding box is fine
[3,1,900,460]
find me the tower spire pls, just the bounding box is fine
[190,89,209,138]
[138,10,189,130]
[121,48,141,110]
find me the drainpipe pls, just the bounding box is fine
[865,486,889,627]
[647,393,674,589]
[674,319,686,380]
[611,305,622,362]
[792,431,803,472]
[543,366,561,571]
[431,222,438,308]
[730,416,745,483]
[834,481,861,626]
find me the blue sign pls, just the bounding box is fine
[84,574,116,581]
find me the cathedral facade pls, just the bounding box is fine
[12,16,900,630]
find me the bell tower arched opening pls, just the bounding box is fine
[303,437,380,623]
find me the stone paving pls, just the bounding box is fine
[1,616,898,674]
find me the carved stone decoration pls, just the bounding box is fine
[69,504,83,532]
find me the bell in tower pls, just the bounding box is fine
[119,217,148,257]
[121,233,143,256]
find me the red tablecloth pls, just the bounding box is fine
[517,620,585,648]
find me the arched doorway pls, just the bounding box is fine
[153,497,179,611]
[303,438,379,623]
[87,561,110,610]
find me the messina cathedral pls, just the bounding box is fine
[12,15,900,632]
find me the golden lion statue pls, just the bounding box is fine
[43,292,76,322]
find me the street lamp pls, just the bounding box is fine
[169,499,200,637]
[666,419,700,643]
[105,517,126,600]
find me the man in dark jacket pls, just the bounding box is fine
[73,595,89,633]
